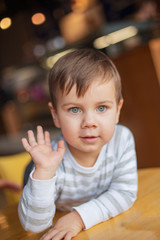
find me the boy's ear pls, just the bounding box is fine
[48,102,61,128]
[116,99,123,124]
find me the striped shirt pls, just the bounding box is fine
[18,124,138,233]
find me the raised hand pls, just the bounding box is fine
[40,211,85,240]
[21,126,65,180]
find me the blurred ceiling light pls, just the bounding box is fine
[46,49,75,69]
[93,26,138,49]
[0,17,12,30]
[31,12,46,25]
[46,36,65,51]
[52,36,65,49]
[33,44,46,57]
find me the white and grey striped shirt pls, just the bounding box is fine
[18,124,138,233]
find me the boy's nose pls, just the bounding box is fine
[81,112,97,129]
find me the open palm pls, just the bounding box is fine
[22,126,65,179]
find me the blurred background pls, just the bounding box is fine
[0,0,160,170]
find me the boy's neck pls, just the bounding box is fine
[67,145,101,167]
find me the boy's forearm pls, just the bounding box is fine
[74,181,137,230]
[74,171,137,229]
[18,170,56,233]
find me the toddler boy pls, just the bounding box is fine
[18,48,138,240]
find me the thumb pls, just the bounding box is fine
[57,140,65,159]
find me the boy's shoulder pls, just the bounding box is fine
[109,124,135,156]
[114,124,135,145]
[114,124,134,138]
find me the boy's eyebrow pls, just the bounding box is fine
[61,100,114,107]
[96,100,114,105]
[61,103,80,108]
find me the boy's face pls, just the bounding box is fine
[49,79,123,162]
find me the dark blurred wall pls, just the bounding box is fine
[0,12,34,71]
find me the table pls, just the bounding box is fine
[0,168,160,240]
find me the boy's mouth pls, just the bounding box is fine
[80,136,99,143]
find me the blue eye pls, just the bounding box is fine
[97,106,106,112]
[70,107,80,114]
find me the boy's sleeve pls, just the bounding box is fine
[18,169,57,233]
[74,129,138,229]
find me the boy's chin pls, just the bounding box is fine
[69,145,103,155]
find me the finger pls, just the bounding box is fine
[57,140,65,158]
[28,130,37,147]
[40,229,58,240]
[21,138,31,152]
[44,131,51,146]
[51,231,66,240]
[64,232,73,240]
[37,125,45,144]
